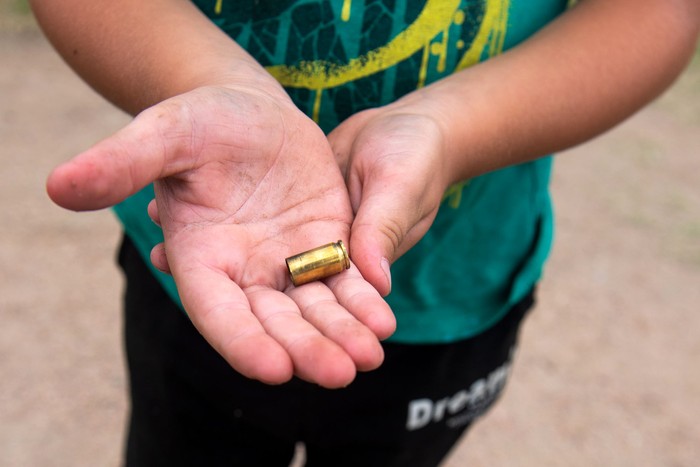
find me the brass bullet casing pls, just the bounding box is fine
[285,240,350,286]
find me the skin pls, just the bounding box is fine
[329,0,700,295]
[31,0,698,386]
[34,0,396,388]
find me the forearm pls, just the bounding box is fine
[399,0,699,184]
[30,0,286,115]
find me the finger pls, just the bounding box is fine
[347,167,439,297]
[327,108,379,177]
[348,223,394,297]
[149,243,171,274]
[148,198,161,226]
[173,262,295,385]
[327,131,351,176]
[46,100,193,211]
[345,171,401,296]
[287,278,388,373]
[246,286,357,388]
[325,264,396,342]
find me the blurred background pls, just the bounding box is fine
[1,1,698,465]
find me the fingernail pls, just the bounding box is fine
[380,257,392,294]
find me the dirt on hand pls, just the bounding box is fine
[1,8,699,467]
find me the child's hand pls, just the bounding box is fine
[46,85,395,388]
[328,104,453,297]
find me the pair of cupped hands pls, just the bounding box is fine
[47,82,450,388]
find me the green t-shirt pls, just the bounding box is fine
[113,0,567,343]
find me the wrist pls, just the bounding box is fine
[184,59,293,105]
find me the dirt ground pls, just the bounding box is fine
[1,9,699,467]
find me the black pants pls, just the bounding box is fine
[118,235,534,467]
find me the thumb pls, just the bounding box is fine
[347,180,406,297]
[349,172,441,297]
[350,216,395,297]
[46,104,187,211]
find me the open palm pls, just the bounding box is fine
[47,85,395,388]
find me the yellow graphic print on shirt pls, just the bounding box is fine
[194,0,512,207]
[265,0,508,90]
[264,0,509,133]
